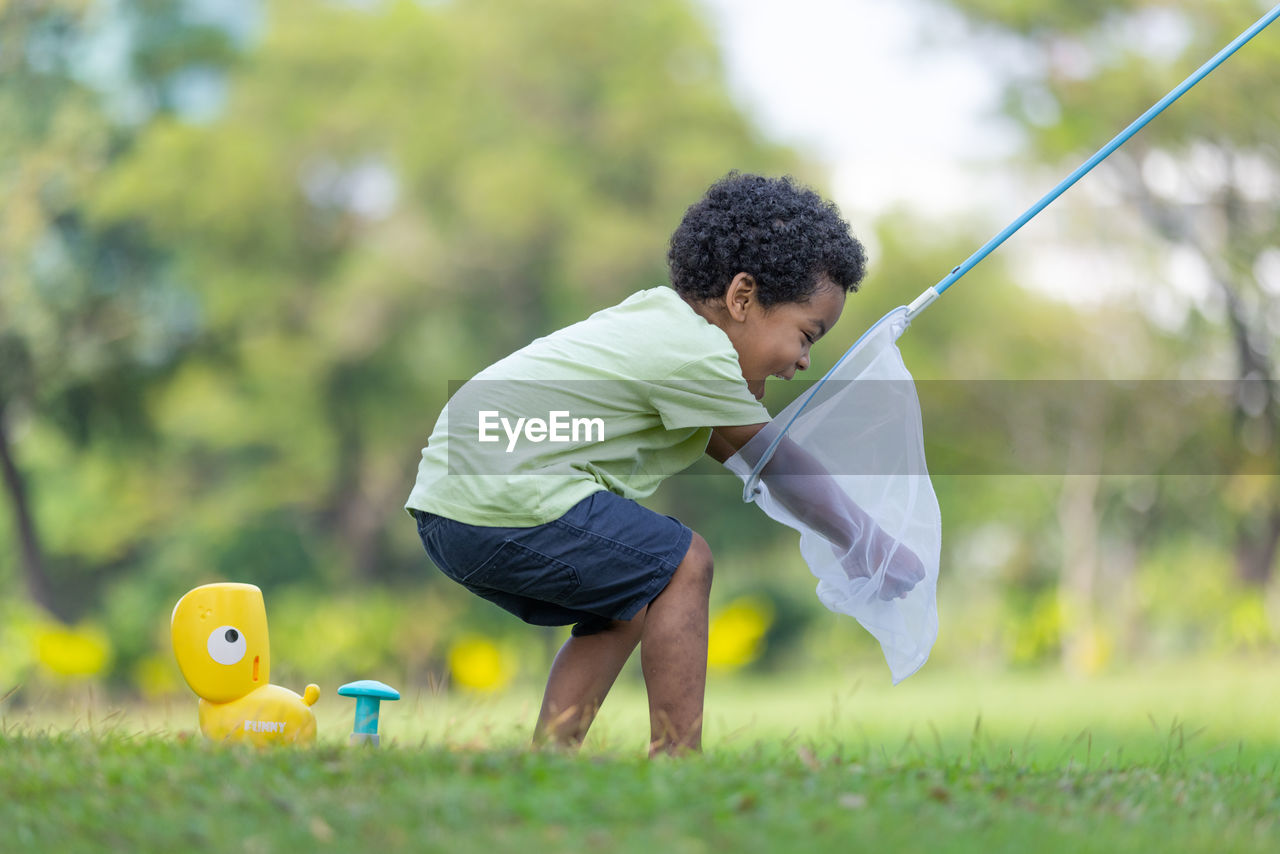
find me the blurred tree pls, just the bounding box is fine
[929,0,1280,588]
[0,0,234,620]
[88,0,798,592]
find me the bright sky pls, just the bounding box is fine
[698,0,1021,218]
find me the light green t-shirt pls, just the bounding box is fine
[405,286,770,526]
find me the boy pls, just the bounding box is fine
[407,172,896,755]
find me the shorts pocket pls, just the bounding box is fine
[414,510,443,538]
[462,540,581,604]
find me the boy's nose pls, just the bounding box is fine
[797,354,810,371]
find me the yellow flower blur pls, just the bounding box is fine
[33,622,113,679]
[707,596,774,672]
[447,635,515,693]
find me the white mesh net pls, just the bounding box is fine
[725,307,940,683]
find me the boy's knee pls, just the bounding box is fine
[677,532,714,591]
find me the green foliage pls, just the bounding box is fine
[0,0,792,632]
[923,0,1280,668]
[83,0,800,596]
[0,0,236,621]
[4,0,1277,699]
[1135,536,1280,655]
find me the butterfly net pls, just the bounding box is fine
[724,307,940,683]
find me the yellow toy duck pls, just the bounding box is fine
[171,582,319,746]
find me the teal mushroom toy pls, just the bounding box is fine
[337,680,400,746]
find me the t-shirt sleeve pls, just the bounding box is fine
[648,353,770,431]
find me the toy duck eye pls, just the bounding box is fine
[207,625,247,665]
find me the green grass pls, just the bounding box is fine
[4,659,1280,852]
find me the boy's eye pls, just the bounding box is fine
[804,332,815,344]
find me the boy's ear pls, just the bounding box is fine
[725,273,757,321]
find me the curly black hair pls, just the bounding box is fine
[668,172,867,307]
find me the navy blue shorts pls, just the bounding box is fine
[411,490,693,636]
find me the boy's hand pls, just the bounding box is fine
[831,526,926,601]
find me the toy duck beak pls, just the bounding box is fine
[253,656,260,682]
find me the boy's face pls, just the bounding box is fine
[717,273,846,401]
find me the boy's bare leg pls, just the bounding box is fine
[533,611,646,748]
[640,533,713,757]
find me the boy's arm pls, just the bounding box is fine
[709,424,860,549]
[709,424,925,600]
[706,423,765,465]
